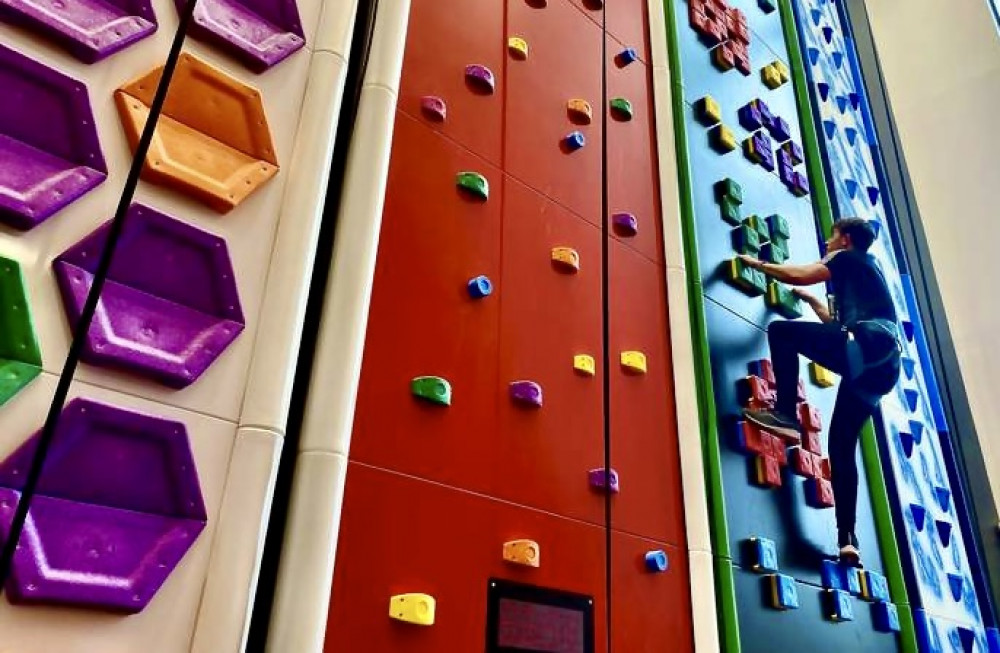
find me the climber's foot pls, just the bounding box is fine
[743,408,801,440]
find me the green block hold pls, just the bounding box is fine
[720,197,742,225]
[767,281,802,319]
[748,215,770,243]
[411,375,452,405]
[726,258,767,296]
[0,256,42,407]
[714,178,743,204]
[766,213,790,239]
[733,223,760,254]
[456,171,489,200]
[762,239,789,264]
[610,97,633,120]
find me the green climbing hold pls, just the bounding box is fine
[727,258,767,296]
[0,256,42,407]
[766,281,802,319]
[610,97,633,120]
[714,178,743,204]
[719,197,742,225]
[763,239,789,264]
[733,223,761,255]
[766,213,790,240]
[456,172,489,200]
[748,215,770,243]
[411,376,452,406]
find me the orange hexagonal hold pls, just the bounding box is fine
[114,52,278,213]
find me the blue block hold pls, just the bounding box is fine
[948,573,965,602]
[769,574,800,610]
[832,51,844,69]
[817,82,831,101]
[873,602,901,633]
[910,503,927,532]
[467,275,493,298]
[936,519,953,547]
[618,47,639,66]
[822,560,846,590]
[846,567,863,595]
[645,550,669,572]
[867,186,880,205]
[934,486,952,512]
[867,572,890,602]
[747,537,779,572]
[825,589,854,621]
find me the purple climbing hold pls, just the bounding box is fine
[53,204,245,388]
[588,467,619,493]
[509,380,543,407]
[738,102,764,132]
[180,0,305,71]
[421,96,447,122]
[465,64,496,94]
[0,44,107,230]
[612,212,638,236]
[0,398,206,612]
[767,116,791,143]
[0,0,156,62]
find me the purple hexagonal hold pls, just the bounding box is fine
[0,44,107,230]
[53,203,245,388]
[179,0,304,72]
[0,0,156,63]
[509,380,542,408]
[588,467,619,493]
[0,398,206,612]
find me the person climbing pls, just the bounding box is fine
[737,217,902,567]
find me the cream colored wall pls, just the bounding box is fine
[864,1,1000,514]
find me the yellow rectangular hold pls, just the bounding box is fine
[809,362,837,388]
[776,61,790,83]
[389,593,436,626]
[574,354,596,376]
[761,64,783,90]
[503,539,540,567]
[621,351,647,374]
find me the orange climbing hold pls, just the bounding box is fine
[114,52,279,213]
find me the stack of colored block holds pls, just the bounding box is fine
[821,560,900,632]
[738,98,810,197]
[715,178,800,318]
[733,358,834,509]
[688,0,752,76]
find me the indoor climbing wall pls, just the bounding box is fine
[665,0,906,650]
[324,0,693,650]
[793,2,1000,651]
[0,0,342,646]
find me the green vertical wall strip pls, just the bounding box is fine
[0,256,42,406]
[662,0,740,651]
[777,1,917,651]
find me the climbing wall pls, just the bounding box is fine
[664,0,906,649]
[792,2,1000,651]
[324,0,693,650]
[0,0,346,647]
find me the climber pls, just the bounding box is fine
[737,217,901,567]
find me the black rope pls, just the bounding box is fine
[599,3,612,651]
[0,0,200,589]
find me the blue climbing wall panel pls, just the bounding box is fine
[792,1,999,651]
[666,0,904,649]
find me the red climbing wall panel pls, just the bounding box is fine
[606,35,664,265]
[351,112,502,482]
[326,463,608,652]
[397,0,503,164]
[505,0,604,226]
[496,176,605,524]
[608,239,686,545]
[606,0,652,63]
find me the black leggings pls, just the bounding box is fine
[768,320,875,535]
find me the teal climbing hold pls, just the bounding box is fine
[411,376,452,405]
[934,486,952,512]
[948,573,965,602]
[936,520,953,547]
[910,503,927,531]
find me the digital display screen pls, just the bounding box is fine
[496,598,585,652]
[486,579,594,653]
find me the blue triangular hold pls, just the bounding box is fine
[868,219,881,239]
[817,82,831,101]
[823,119,837,140]
[904,388,920,412]
[845,179,859,198]
[957,626,976,653]
[808,47,821,66]
[948,574,965,602]
[937,520,953,547]
[986,627,1000,653]
[909,419,924,444]
[934,486,952,512]
[910,503,926,531]
[850,92,861,110]
[899,430,915,458]
[845,127,858,145]
[867,186,880,205]
[832,51,844,69]
[811,9,822,25]
[902,320,915,342]
[902,356,916,379]
[836,95,849,114]
[822,26,834,43]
